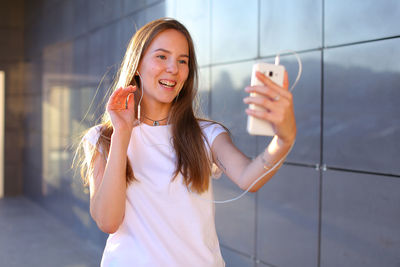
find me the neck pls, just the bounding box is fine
[140,102,171,126]
[141,113,169,126]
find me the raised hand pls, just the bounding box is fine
[107,85,137,133]
[244,71,296,144]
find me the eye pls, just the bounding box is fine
[178,59,188,64]
[157,55,167,60]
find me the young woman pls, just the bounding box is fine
[80,18,296,266]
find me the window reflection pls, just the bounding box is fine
[211,0,258,64]
[0,71,4,199]
[324,39,400,174]
[42,73,106,197]
[325,0,400,46]
[260,0,322,56]
[166,0,211,66]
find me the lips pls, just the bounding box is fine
[159,79,176,88]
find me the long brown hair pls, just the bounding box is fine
[78,18,222,193]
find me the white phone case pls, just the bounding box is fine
[247,62,285,136]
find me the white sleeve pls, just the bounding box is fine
[201,122,227,179]
[81,125,104,169]
[201,122,227,148]
[83,125,101,146]
[82,125,104,156]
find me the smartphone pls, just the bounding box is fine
[247,62,285,136]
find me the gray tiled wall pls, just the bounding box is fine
[1,0,25,196]
[257,165,319,267]
[211,0,258,64]
[324,0,400,46]
[259,0,322,56]
[324,38,400,175]
[321,170,400,267]
[18,0,400,266]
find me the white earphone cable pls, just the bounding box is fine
[131,51,302,204]
[203,50,302,204]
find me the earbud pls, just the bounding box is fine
[135,70,143,121]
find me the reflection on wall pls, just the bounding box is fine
[40,41,111,242]
[22,0,169,253]
[43,84,69,195]
[20,0,400,266]
[0,71,4,198]
[166,0,211,66]
[41,71,104,228]
[325,0,400,46]
[324,39,400,175]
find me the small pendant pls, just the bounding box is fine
[153,121,160,126]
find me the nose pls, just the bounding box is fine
[166,59,178,74]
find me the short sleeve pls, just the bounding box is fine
[200,121,227,179]
[200,121,227,147]
[83,125,103,154]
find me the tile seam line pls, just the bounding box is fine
[258,258,279,267]
[284,161,400,178]
[201,48,323,68]
[220,244,253,260]
[284,162,320,169]
[202,34,400,68]
[254,0,262,265]
[25,0,165,47]
[318,1,325,265]
[325,166,400,178]
[324,35,400,49]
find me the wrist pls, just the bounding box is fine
[264,136,295,161]
[111,129,132,145]
[261,136,295,170]
[274,134,296,149]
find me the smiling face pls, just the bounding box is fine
[137,29,190,113]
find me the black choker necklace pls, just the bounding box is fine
[142,114,169,126]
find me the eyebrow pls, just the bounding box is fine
[153,48,189,58]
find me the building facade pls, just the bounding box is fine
[1,0,400,266]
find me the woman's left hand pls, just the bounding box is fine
[244,71,296,144]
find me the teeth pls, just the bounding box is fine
[159,80,176,87]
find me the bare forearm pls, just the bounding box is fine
[91,131,130,233]
[239,136,294,192]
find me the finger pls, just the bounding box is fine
[122,85,136,93]
[243,95,278,111]
[108,87,123,104]
[111,85,135,98]
[283,70,289,90]
[108,87,133,110]
[119,85,136,98]
[245,85,280,100]
[246,105,286,125]
[125,92,135,109]
[109,86,135,104]
[255,71,291,99]
[107,102,127,111]
[120,86,136,107]
[245,108,276,123]
[245,84,291,102]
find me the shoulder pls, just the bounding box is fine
[199,120,227,145]
[83,125,103,146]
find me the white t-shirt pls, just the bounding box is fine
[84,121,226,267]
